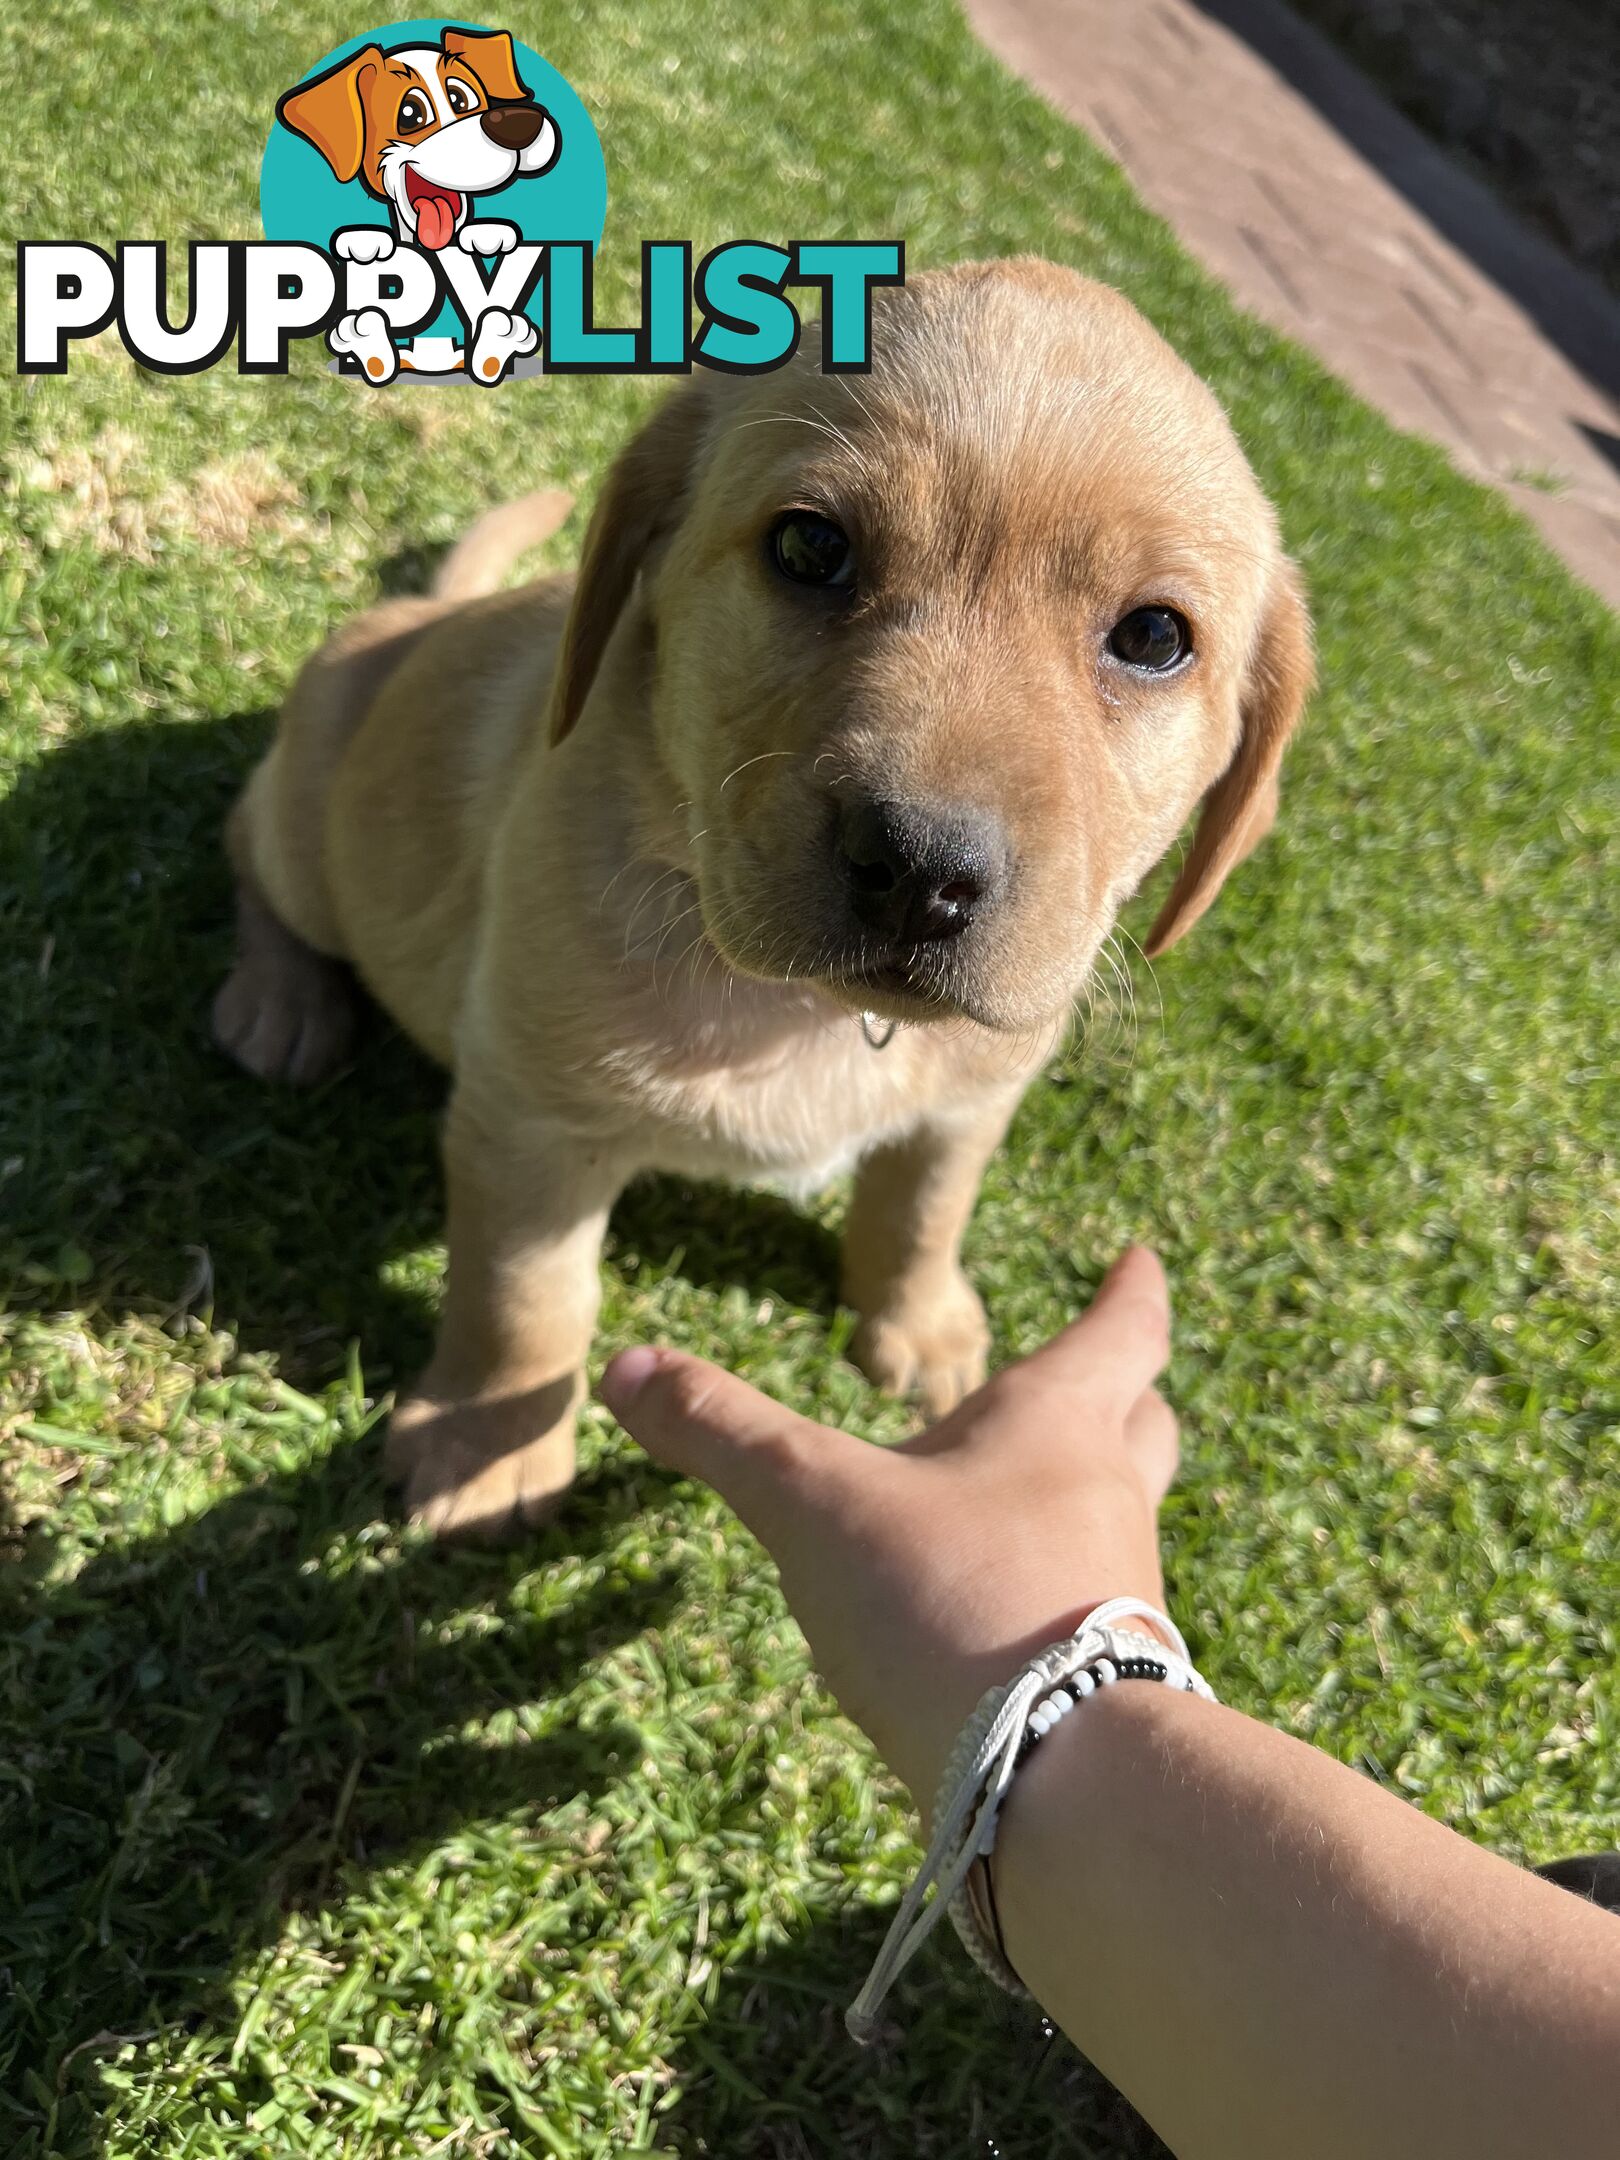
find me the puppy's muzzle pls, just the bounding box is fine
[481,103,547,150]
[836,797,1008,948]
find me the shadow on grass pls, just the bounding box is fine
[0,1445,670,2141]
[1,705,448,1379]
[655,1903,1168,2160]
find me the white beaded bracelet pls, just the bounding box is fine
[847,1596,1215,2042]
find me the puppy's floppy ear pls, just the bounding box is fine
[276,48,381,184]
[546,386,712,746]
[1144,559,1313,956]
[441,27,530,103]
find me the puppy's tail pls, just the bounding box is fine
[430,487,575,604]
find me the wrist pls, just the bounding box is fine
[846,1599,1209,2040]
[908,1590,1175,1826]
[987,1676,1188,1965]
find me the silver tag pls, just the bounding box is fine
[861,1011,897,1051]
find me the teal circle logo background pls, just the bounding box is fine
[260,19,606,351]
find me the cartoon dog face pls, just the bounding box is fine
[277,28,560,251]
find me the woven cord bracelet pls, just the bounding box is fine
[846,1596,1215,2043]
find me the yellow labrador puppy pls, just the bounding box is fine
[214,257,1312,1536]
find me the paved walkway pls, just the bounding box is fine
[967,0,1620,609]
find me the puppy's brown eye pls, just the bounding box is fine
[770,512,855,591]
[445,79,477,114]
[398,91,433,133]
[1108,606,1190,672]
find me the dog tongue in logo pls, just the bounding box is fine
[406,170,461,251]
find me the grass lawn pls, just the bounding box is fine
[4,0,1618,2153]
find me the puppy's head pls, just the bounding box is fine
[277,30,558,250]
[551,259,1312,1032]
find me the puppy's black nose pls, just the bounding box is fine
[837,798,1006,946]
[481,102,545,149]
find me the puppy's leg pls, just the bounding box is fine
[212,804,359,1086]
[841,1099,1017,1419]
[213,597,443,1084]
[386,1084,629,1539]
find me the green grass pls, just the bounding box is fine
[3,0,1618,2153]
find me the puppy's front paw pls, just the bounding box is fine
[459,221,520,256]
[334,227,396,264]
[851,1270,990,1419]
[329,307,399,383]
[468,307,538,384]
[385,1373,582,1540]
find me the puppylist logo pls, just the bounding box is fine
[265,20,587,383]
[16,18,903,386]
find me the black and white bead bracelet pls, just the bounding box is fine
[847,1596,1215,2041]
[1024,1646,1178,1739]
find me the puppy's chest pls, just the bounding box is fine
[592,1003,947,1183]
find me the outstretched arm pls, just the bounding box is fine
[602,1251,1620,2160]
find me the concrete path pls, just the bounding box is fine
[967,0,1620,609]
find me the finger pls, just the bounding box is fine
[995,1246,1172,1415]
[600,1345,847,1532]
[1122,1385,1180,1507]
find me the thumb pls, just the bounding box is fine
[600,1344,840,1530]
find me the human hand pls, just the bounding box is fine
[600,1246,1178,1803]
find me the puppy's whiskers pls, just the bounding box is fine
[649,900,705,990]
[620,868,696,963]
[730,408,879,480]
[1111,923,1164,1041]
[718,749,800,795]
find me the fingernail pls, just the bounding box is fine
[601,1345,660,1411]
